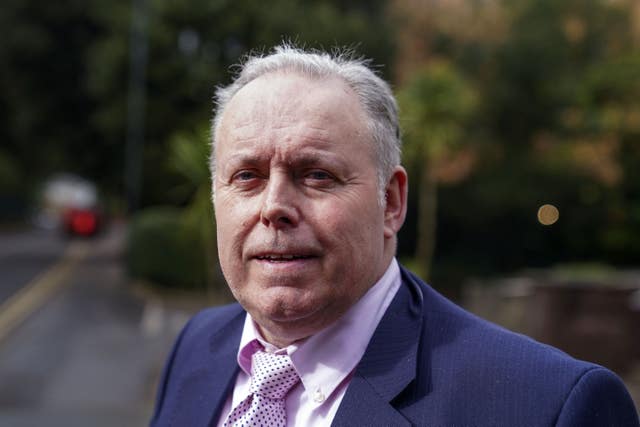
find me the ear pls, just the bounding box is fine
[383,166,408,239]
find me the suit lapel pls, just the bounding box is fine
[168,308,245,427]
[204,311,245,425]
[332,268,425,426]
[331,375,412,427]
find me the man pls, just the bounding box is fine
[151,45,639,426]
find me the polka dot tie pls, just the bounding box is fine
[223,350,300,427]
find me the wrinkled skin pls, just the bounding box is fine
[213,72,407,347]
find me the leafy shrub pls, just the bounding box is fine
[126,206,210,290]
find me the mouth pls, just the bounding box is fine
[254,254,316,262]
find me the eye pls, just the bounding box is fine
[232,170,259,181]
[229,169,265,190]
[306,170,333,181]
[301,169,338,189]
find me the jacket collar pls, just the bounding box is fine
[167,306,245,427]
[332,266,425,426]
[205,309,246,425]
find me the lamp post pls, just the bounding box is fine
[125,0,149,213]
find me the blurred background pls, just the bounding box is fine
[0,0,638,424]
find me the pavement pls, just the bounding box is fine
[0,223,210,427]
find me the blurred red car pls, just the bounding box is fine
[37,173,104,237]
[62,207,102,236]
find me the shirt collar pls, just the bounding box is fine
[236,258,402,404]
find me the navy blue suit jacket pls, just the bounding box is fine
[151,266,639,426]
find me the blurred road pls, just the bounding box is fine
[0,228,68,305]
[0,223,190,427]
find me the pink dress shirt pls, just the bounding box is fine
[216,258,402,426]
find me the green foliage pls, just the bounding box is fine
[85,0,395,206]
[397,61,476,279]
[167,125,217,276]
[398,61,476,162]
[0,0,103,191]
[576,53,640,131]
[126,206,209,289]
[486,0,630,143]
[2,0,394,208]
[0,149,22,194]
[395,0,640,285]
[126,126,220,291]
[168,125,211,198]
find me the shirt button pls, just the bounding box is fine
[313,387,325,403]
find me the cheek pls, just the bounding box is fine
[321,209,380,262]
[215,202,248,271]
[216,196,255,238]
[334,195,382,235]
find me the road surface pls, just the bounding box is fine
[0,224,191,427]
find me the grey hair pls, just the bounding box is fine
[210,43,401,202]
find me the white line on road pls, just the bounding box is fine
[0,241,90,344]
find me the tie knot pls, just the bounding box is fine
[250,350,300,400]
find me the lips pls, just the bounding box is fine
[249,246,320,263]
[256,254,314,261]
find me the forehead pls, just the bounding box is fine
[218,72,369,143]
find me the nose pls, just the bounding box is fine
[260,172,300,228]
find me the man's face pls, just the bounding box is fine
[214,73,396,346]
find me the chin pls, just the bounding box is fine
[258,291,328,323]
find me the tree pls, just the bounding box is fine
[86,0,397,207]
[167,125,223,293]
[1,0,396,214]
[0,0,104,196]
[397,62,476,279]
[392,0,640,284]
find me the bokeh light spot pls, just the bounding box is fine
[538,204,559,226]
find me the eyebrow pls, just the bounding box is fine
[223,149,346,171]
[223,152,266,169]
[290,151,330,165]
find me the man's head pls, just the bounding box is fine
[211,44,401,202]
[211,44,408,347]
